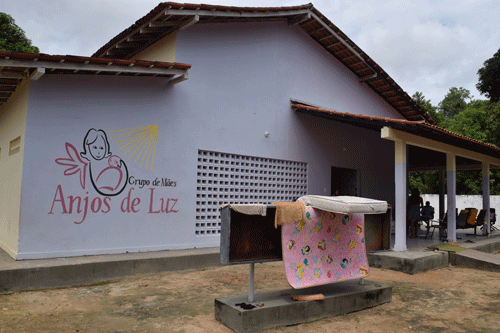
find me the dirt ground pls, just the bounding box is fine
[1,261,499,333]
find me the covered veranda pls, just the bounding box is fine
[383,127,500,251]
[392,221,500,250]
[292,101,500,251]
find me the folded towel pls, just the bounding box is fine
[272,201,306,228]
[220,204,267,216]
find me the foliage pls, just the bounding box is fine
[410,90,500,195]
[456,170,482,195]
[477,48,500,102]
[447,100,500,147]
[412,91,443,126]
[408,171,440,194]
[446,100,500,195]
[437,87,472,120]
[412,91,434,113]
[0,12,39,53]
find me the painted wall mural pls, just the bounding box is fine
[110,125,158,171]
[48,126,179,224]
[82,128,128,196]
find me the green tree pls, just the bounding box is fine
[0,13,39,53]
[410,93,500,195]
[455,170,480,195]
[412,91,434,112]
[437,87,472,120]
[408,170,440,195]
[445,100,500,195]
[477,48,500,102]
[412,91,442,125]
[447,100,500,147]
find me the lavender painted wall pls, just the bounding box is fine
[18,21,396,259]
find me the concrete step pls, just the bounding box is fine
[0,247,220,291]
[367,250,449,275]
[450,249,500,271]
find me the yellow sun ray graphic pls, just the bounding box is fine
[109,125,158,171]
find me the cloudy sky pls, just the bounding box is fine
[3,0,499,105]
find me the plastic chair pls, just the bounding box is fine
[457,208,484,235]
[421,205,435,238]
[456,209,470,229]
[466,208,478,226]
[480,208,498,232]
[474,209,487,235]
[491,208,498,231]
[426,212,447,240]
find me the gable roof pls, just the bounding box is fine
[0,51,191,110]
[93,2,434,124]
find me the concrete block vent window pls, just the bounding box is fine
[195,150,308,236]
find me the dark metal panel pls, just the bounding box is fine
[220,206,282,265]
[364,207,392,251]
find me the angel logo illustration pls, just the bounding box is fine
[56,129,128,196]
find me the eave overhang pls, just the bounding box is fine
[0,51,191,110]
[93,2,433,124]
[291,100,500,165]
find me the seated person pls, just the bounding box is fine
[407,189,423,238]
[421,201,435,222]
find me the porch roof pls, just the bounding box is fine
[291,100,500,165]
[0,51,191,110]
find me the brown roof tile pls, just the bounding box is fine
[92,2,432,125]
[0,51,191,70]
[0,51,191,109]
[291,101,500,159]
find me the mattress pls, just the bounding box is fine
[297,195,387,215]
[282,205,369,289]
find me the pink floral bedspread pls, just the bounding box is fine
[282,205,369,289]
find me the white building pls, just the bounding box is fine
[1,3,498,259]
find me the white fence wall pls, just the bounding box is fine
[421,194,499,219]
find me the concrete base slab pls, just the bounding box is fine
[215,279,392,333]
[459,237,500,254]
[368,250,449,274]
[0,247,220,291]
[450,249,500,271]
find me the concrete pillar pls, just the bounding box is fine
[394,140,407,251]
[439,168,445,220]
[447,153,456,242]
[482,162,491,236]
